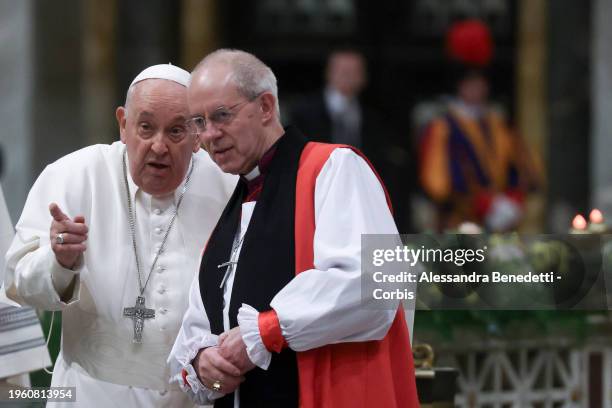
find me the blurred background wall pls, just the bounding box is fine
[0,0,604,233]
[0,0,33,223]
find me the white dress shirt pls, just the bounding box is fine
[324,87,363,147]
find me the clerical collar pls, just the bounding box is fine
[243,166,260,181]
[241,137,281,201]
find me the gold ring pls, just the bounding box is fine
[212,380,222,392]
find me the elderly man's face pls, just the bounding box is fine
[116,79,199,196]
[188,66,267,175]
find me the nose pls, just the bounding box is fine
[151,132,169,155]
[200,123,223,143]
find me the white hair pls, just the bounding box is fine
[193,49,280,116]
[124,84,135,113]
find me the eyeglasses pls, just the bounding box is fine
[186,94,261,135]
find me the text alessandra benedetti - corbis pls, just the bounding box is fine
[372,271,558,283]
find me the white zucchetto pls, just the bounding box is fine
[130,63,190,88]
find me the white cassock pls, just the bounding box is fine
[168,148,417,406]
[4,141,236,407]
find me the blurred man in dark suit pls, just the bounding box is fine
[290,49,411,230]
[291,50,367,149]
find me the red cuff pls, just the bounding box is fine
[258,309,287,353]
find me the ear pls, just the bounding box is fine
[116,106,127,143]
[259,92,276,124]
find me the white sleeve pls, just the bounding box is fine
[238,303,272,369]
[4,163,87,310]
[168,273,223,405]
[6,242,82,310]
[238,148,401,353]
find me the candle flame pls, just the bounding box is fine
[572,214,587,230]
[589,208,604,224]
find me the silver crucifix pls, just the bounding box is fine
[123,296,155,343]
[218,261,237,289]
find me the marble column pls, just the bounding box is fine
[516,0,547,232]
[0,0,33,221]
[181,0,220,71]
[82,0,117,146]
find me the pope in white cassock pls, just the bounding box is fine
[4,64,237,407]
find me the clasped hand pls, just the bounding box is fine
[193,327,256,394]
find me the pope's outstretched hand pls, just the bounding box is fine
[49,203,88,269]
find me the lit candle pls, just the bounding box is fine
[570,214,588,234]
[588,208,607,233]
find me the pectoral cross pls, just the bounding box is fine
[123,296,155,343]
[216,233,245,289]
[218,261,237,288]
